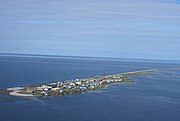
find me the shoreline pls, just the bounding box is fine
[1,67,179,97]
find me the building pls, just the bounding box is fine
[36,85,52,91]
[76,81,82,85]
[80,85,88,89]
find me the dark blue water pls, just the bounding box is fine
[0,56,180,121]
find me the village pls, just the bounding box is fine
[1,68,167,97]
[23,74,125,96]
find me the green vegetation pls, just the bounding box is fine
[33,91,43,96]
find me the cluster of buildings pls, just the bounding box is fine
[30,74,124,96]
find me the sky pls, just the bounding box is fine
[0,0,180,60]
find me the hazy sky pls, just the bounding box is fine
[0,0,180,60]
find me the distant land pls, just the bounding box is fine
[1,52,180,63]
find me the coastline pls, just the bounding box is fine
[1,67,178,97]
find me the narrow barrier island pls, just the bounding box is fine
[0,67,178,97]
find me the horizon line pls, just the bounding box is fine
[0,52,180,62]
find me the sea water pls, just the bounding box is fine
[0,55,180,121]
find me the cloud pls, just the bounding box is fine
[15,20,94,25]
[1,0,180,59]
[102,11,180,19]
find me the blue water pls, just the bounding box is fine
[0,56,180,121]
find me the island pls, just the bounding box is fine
[0,67,178,97]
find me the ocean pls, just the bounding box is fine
[0,55,180,121]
